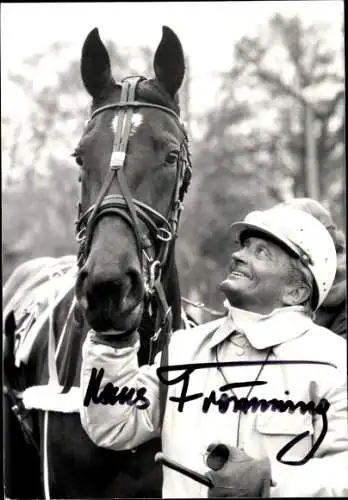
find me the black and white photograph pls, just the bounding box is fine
[2,1,346,498]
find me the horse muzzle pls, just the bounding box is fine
[75,265,145,332]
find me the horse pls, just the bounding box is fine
[3,25,193,499]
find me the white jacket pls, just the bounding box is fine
[80,307,348,497]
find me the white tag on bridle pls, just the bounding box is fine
[110,151,126,168]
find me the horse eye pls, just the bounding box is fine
[165,150,179,165]
[75,156,84,167]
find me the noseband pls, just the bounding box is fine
[75,76,192,362]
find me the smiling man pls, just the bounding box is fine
[221,234,312,315]
[80,206,348,497]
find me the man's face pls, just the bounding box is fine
[220,235,293,314]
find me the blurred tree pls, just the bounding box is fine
[176,14,345,311]
[3,40,135,183]
[226,14,345,223]
[2,38,154,282]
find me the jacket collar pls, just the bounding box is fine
[207,305,312,351]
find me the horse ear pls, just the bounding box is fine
[81,28,114,99]
[154,26,185,98]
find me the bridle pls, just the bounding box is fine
[75,76,192,365]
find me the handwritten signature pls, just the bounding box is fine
[83,367,150,409]
[84,360,332,466]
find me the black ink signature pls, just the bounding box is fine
[83,367,150,409]
[157,360,333,466]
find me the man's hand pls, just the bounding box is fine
[205,443,272,498]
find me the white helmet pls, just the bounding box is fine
[230,206,337,310]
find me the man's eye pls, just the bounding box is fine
[256,246,268,257]
[336,243,344,254]
[165,150,179,165]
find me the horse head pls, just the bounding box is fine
[74,26,192,336]
[3,27,193,499]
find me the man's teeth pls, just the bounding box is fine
[231,271,247,277]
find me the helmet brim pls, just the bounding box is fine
[230,221,301,259]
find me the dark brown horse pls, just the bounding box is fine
[3,25,193,499]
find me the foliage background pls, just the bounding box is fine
[2,11,345,322]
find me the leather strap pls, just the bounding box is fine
[152,280,172,428]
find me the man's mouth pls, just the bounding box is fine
[228,269,251,279]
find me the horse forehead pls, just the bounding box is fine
[110,108,182,145]
[111,112,144,137]
[144,108,184,142]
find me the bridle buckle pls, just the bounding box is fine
[157,227,172,242]
[76,227,86,244]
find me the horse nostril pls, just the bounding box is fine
[79,267,144,315]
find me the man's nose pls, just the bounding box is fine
[229,248,247,270]
[231,246,248,261]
